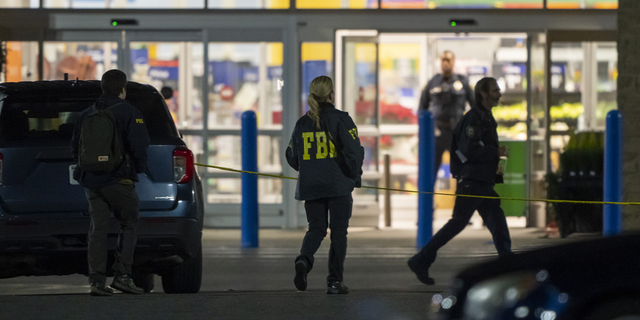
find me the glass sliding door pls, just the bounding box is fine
[1,42,39,83]
[203,42,284,226]
[340,33,381,227]
[547,40,617,174]
[544,31,617,235]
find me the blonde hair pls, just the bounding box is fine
[307,76,334,129]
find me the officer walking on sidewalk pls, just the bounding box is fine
[408,77,513,285]
[286,75,364,294]
[71,69,150,296]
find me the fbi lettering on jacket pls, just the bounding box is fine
[302,132,337,160]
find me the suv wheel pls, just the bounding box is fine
[161,245,202,294]
[132,270,155,293]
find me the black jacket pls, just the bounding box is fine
[286,103,364,200]
[450,105,503,184]
[71,95,150,189]
[418,74,474,131]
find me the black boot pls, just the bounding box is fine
[407,258,435,285]
[111,274,144,294]
[294,259,308,291]
[90,283,114,296]
[326,281,349,294]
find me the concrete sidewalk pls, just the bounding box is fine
[202,222,583,255]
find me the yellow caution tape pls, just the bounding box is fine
[195,163,639,206]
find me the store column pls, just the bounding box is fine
[281,16,301,228]
[618,0,640,230]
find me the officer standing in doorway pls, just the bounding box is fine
[418,50,474,178]
[408,77,512,285]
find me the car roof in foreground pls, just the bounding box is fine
[0,80,159,99]
[456,232,640,282]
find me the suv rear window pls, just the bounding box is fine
[0,95,176,145]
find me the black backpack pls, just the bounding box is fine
[78,102,124,173]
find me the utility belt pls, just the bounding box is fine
[436,118,459,131]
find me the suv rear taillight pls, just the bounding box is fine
[0,153,3,185]
[173,148,194,184]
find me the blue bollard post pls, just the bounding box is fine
[241,110,259,248]
[417,111,436,248]
[604,110,622,236]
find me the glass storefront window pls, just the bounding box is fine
[595,42,617,128]
[206,178,282,203]
[209,0,288,8]
[380,134,418,194]
[547,0,617,9]
[381,134,418,165]
[184,135,204,163]
[1,0,38,8]
[301,43,333,114]
[208,135,241,174]
[548,41,617,172]
[208,178,241,203]
[206,135,282,203]
[297,0,378,8]
[549,42,583,146]
[344,42,377,126]
[129,42,204,130]
[381,0,543,9]
[44,0,204,8]
[379,41,421,125]
[360,136,379,172]
[2,42,39,82]
[207,43,283,129]
[43,42,118,81]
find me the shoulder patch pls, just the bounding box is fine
[466,126,478,139]
[136,119,144,124]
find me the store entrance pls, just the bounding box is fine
[543,31,617,235]
[335,31,533,229]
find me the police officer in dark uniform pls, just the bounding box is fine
[408,77,512,285]
[419,51,474,178]
[286,75,364,294]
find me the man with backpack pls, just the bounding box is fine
[71,69,150,296]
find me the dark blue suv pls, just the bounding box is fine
[0,80,204,293]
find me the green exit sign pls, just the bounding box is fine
[111,19,138,27]
[449,19,477,27]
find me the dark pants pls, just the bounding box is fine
[296,194,353,283]
[434,128,453,180]
[412,180,512,268]
[86,183,140,285]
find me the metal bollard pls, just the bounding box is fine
[241,110,259,247]
[604,110,622,236]
[417,111,435,248]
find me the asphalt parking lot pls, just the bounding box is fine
[0,227,577,320]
